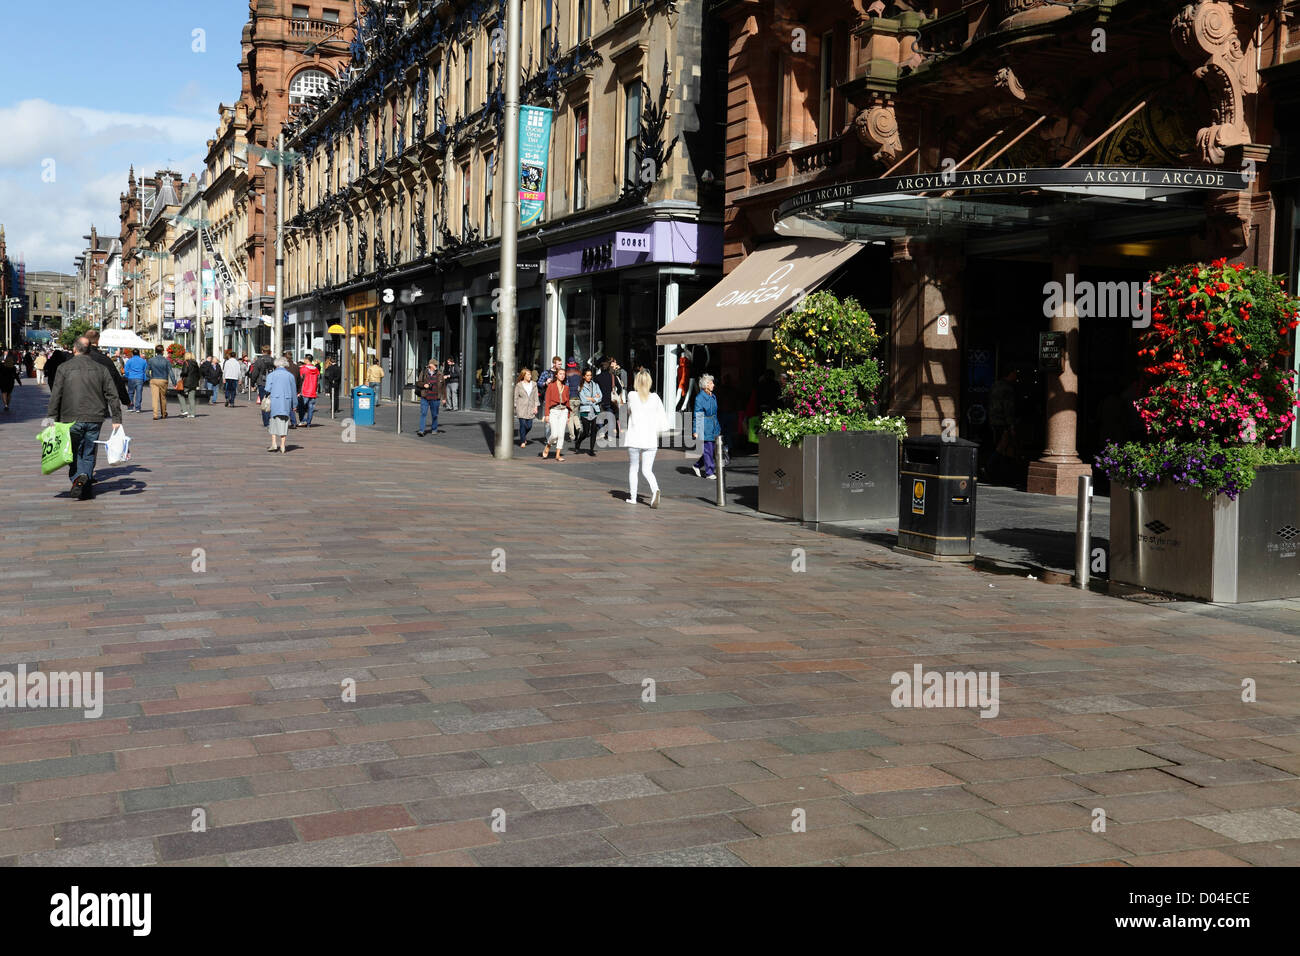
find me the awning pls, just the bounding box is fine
[655,238,861,345]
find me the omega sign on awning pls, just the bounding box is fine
[655,238,861,345]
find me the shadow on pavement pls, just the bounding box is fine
[477,420,496,453]
[980,526,1104,572]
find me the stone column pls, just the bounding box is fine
[1026,252,1091,495]
[888,237,961,435]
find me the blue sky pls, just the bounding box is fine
[0,1,250,272]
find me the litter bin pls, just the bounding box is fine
[896,435,978,561]
[351,386,376,426]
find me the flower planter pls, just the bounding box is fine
[1110,464,1300,603]
[759,431,898,522]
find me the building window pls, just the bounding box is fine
[461,162,472,238]
[292,5,310,18]
[624,80,642,188]
[818,31,834,142]
[540,0,552,66]
[463,42,474,112]
[487,41,496,96]
[484,151,496,237]
[577,0,592,42]
[574,105,588,211]
[289,68,332,107]
[322,8,339,22]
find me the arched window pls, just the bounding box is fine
[289,69,333,106]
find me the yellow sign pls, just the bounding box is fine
[911,479,926,516]
[345,291,376,311]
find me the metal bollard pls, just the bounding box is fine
[330,387,335,420]
[715,436,726,507]
[396,392,402,434]
[1075,474,1092,589]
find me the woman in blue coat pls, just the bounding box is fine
[265,357,297,454]
[692,373,721,479]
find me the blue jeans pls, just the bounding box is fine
[208,381,219,404]
[258,386,270,426]
[518,417,533,444]
[420,398,440,433]
[301,397,317,426]
[127,379,145,410]
[224,380,237,405]
[67,421,102,488]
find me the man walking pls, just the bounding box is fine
[44,337,123,501]
[221,350,242,406]
[123,348,148,413]
[146,345,172,420]
[416,358,442,437]
[444,357,459,411]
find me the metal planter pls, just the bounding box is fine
[758,431,899,522]
[1110,464,1300,603]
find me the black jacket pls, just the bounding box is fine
[322,365,341,392]
[250,355,275,388]
[47,354,123,424]
[180,359,202,389]
[88,347,130,405]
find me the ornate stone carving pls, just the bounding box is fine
[1171,0,1261,165]
[854,94,901,162]
[994,66,1026,101]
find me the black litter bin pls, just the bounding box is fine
[896,435,979,561]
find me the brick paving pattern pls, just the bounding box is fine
[1,381,1299,865]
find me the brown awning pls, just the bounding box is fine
[655,238,862,345]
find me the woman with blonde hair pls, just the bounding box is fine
[624,368,668,508]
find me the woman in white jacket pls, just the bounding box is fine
[624,369,668,508]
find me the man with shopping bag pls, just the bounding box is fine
[43,337,123,501]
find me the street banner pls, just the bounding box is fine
[202,270,214,305]
[164,292,175,318]
[518,105,553,229]
[201,228,236,298]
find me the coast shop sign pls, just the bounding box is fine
[777,166,1250,220]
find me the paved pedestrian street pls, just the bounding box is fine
[2,385,1299,868]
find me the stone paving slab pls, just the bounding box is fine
[1,381,1299,865]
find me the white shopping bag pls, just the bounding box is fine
[94,428,132,465]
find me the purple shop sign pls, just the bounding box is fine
[547,223,722,279]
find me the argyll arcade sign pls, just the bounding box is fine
[777,166,1250,222]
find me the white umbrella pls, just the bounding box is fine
[97,329,156,351]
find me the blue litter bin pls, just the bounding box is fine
[351,386,376,426]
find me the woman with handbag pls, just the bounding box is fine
[265,357,296,454]
[540,370,569,462]
[514,369,538,448]
[624,369,668,508]
[177,352,202,419]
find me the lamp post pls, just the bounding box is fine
[4,297,20,351]
[494,0,522,460]
[234,140,302,360]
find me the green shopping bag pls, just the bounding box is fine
[38,422,74,476]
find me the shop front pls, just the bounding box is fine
[547,221,723,406]
[767,164,1252,494]
[452,260,545,412]
[343,291,379,396]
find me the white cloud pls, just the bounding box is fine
[0,98,214,272]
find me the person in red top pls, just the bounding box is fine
[298,354,321,427]
[541,372,570,462]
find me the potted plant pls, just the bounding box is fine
[757,291,907,521]
[1097,258,1300,602]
